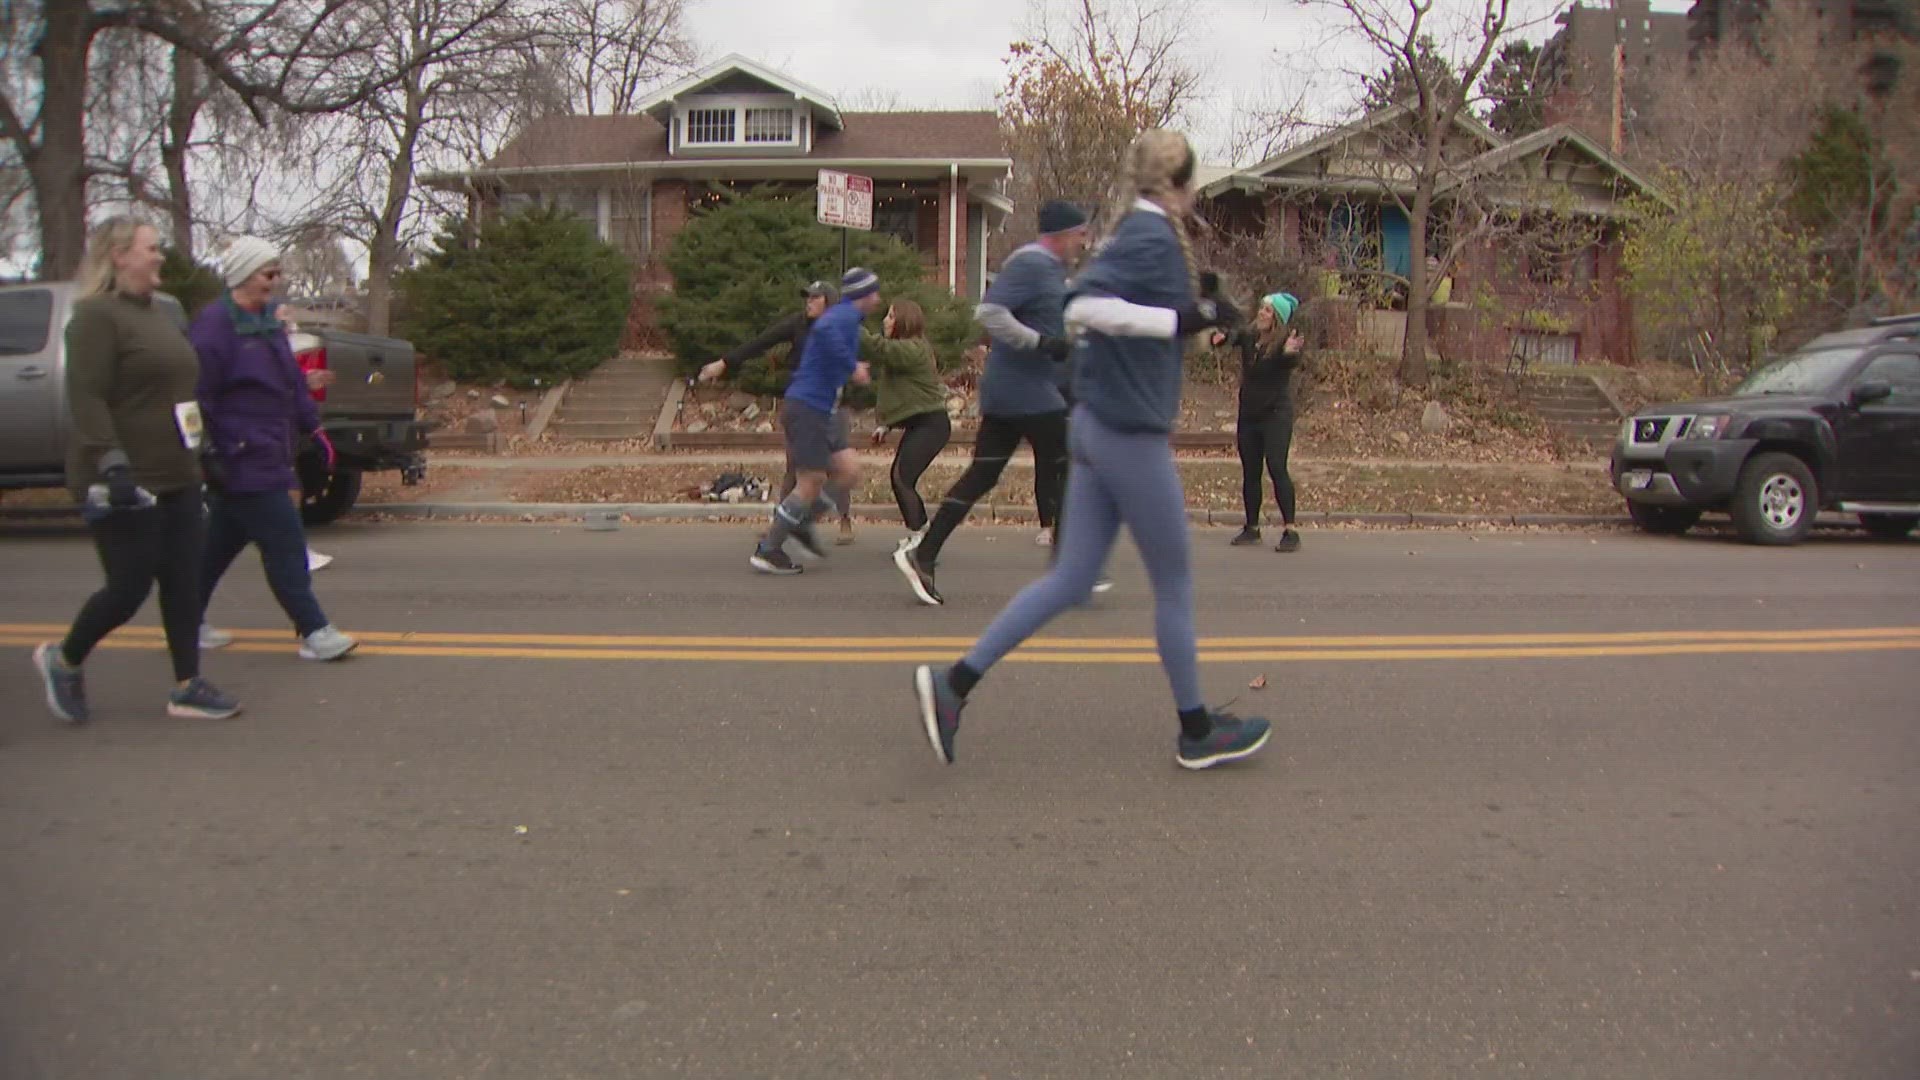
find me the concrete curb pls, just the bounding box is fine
[651,379,686,449]
[523,382,570,442]
[329,501,1642,528]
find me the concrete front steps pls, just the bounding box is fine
[1522,373,1622,450]
[550,355,678,442]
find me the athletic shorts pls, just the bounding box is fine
[781,399,848,471]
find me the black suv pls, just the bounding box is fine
[1610,313,1920,545]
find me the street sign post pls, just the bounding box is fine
[817,169,873,276]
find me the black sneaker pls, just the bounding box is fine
[1231,527,1262,546]
[913,664,965,764]
[894,547,943,606]
[1176,710,1272,770]
[167,677,242,720]
[750,546,803,575]
[1274,529,1302,553]
[32,643,88,724]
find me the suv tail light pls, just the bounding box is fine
[295,344,329,402]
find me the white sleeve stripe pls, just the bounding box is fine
[1065,297,1178,340]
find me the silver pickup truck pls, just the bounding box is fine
[0,281,428,524]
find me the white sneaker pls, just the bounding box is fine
[1092,577,1115,594]
[199,624,234,649]
[298,624,359,661]
[306,548,334,572]
[1035,528,1053,547]
[896,528,927,554]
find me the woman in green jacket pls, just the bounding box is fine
[860,298,951,550]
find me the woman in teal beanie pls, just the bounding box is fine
[1214,291,1307,551]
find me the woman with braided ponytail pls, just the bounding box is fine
[910,130,1272,771]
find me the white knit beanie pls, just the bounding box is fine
[219,236,281,288]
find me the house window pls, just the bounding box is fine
[871,198,919,248]
[1514,332,1578,366]
[685,108,736,145]
[744,108,795,143]
[503,189,595,222]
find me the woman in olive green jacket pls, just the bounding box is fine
[859,298,951,549]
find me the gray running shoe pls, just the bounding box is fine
[299,625,359,661]
[32,643,88,724]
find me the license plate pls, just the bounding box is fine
[1623,470,1654,491]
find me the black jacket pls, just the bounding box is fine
[1220,313,1304,419]
[723,311,815,370]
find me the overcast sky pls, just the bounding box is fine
[683,0,1697,163]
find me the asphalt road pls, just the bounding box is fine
[2,520,1917,1079]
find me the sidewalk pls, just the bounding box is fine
[427,450,1611,473]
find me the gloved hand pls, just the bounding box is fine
[1174,299,1222,337]
[1038,335,1071,361]
[311,428,337,471]
[101,463,142,507]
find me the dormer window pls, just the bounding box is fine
[744,107,796,143]
[640,55,843,155]
[673,96,801,150]
[685,107,736,145]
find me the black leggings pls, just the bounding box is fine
[889,410,952,530]
[62,489,203,682]
[918,410,1068,564]
[1237,410,1297,526]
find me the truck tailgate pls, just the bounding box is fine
[320,331,417,419]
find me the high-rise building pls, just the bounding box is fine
[1540,1,1693,144]
[1689,0,1914,82]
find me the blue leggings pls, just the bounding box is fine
[962,406,1201,711]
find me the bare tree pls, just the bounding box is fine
[1294,0,1554,387]
[0,0,543,279]
[278,227,359,296]
[281,0,553,335]
[999,0,1204,237]
[1633,4,1846,185]
[1,0,402,277]
[537,0,696,115]
[76,26,266,263]
[1220,87,1311,167]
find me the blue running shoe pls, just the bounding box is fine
[913,664,965,764]
[32,643,88,725]
[167,677,242,720]
[1176,710,1271,770]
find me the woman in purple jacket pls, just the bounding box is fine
[192,237,358,661]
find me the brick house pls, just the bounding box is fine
[427,55,1013,347]
[1198,102,1666,364]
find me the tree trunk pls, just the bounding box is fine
[162,48,202,262]
[30,2,95,279]
[364,238,397,335]
[364,79,426,337]
[1400,179,1434,388]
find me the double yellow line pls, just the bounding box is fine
[3,624,1917,664]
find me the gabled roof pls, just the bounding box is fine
[631,53,844,131]
[1221,100,1504,192]
[457,111,1008,177]
[1196,102,1664,217]
[1435,123,1669,207]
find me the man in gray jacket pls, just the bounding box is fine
[894,200,1092,606]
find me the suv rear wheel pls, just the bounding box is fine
[1627,502,1702,536]
[1859,513,1917,540]
[1731,452,1818,546]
